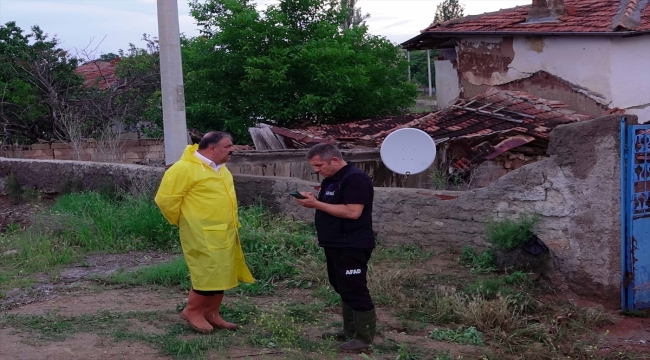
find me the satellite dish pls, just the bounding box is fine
[380,128,436,175]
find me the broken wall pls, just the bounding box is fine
[0,115,629,307]
[455,35,650,122]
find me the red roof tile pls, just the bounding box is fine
[75,59,120,90]
[272,88,594,148]
[415,0,650,35]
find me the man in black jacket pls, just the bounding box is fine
[294,143,376,353]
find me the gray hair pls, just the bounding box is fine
[198,131,233,150]
[306,143,342,162]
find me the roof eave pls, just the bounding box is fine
[401,30,650,50]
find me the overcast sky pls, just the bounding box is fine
[0,0,531,57]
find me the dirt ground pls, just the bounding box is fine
[2,196,650,359]
[1,250,649,360]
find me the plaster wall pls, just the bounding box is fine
[610,36,650,123]
[434,59,462,109]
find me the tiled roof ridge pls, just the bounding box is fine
[413,0,650,36]
[362,111,443,140]
[612,0,650,30]
[426,5,530,31]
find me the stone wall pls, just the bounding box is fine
[0,139,165,164]
[0,114,629,306]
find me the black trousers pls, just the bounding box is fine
[192,289,224,296]
[324,247,374,312]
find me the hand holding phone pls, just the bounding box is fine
[289,190,307,199]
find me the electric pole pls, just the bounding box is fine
[157,0,188,166]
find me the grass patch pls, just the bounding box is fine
[235,205,319,295]
[0,192,633,360]
[429,326,484,346]
[459,246,496,274]
[107,257,191,289]
[284,302,323,324]
[484,213,540,250]
[49,191,179,251]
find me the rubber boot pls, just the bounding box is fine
[180,289,213,333]
[322,302,355,341]
[338,308,376,353]
[203,293,238,330]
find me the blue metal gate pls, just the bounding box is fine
[621,118,650,310]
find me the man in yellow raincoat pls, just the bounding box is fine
[155,131,254,333]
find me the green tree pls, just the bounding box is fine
[433,0,465,24]
[0,21,83,143]
[113,35,163,137]
[340,0,369,31]
[99,52,119,61]
[408,50,437,89]
[184,0,416,140]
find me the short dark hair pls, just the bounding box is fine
[306,143,342,162]
[198,131,233,150]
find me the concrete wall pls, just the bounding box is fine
[610,36,650,123]
[0,115,630,306]
[434,59,461,109]
[454,35,650,123]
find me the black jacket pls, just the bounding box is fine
[314,164,375,248]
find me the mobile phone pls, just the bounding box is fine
[289,190,307,199]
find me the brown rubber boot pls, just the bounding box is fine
[203,293,238,330]
[322,302,355,341]
[180,289,213,333]
[338,308,376,353]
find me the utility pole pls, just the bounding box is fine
[427,50,432,97]
[157,0,188,166]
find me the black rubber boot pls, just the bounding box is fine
[322,302,355,341]
[338,308,376,353]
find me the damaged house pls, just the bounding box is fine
[401,0,650,123]
[246,0,647,189]
[254,88,596,188]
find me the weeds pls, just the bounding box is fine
[459,246,496,274]
[395,343,425,360]
[0,192,634,360]
[430,169,468,191]
[430,326,484,346]
[484,214,540,250]
[237,206,318,295]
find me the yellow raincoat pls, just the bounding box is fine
[155,144,254,291]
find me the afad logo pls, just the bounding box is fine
[345,269,362,275]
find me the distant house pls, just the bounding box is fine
[75,58,120,90]
[401,0,650,123]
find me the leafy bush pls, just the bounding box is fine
[429,326,484,346]
[484,214,540,250]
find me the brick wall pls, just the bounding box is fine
[0,139,164,164]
